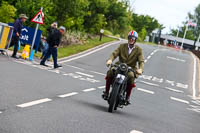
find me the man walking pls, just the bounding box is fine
[40,26,65,69]
[10,14,28,59]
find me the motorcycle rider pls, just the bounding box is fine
[102,30,144,104]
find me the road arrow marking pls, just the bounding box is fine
[17,98,52,108]
[83,88,96,92]
[139,80,159,87]
[170,97,189,104]
[137,88,155,94]
[76,72,94,78]
[58,92,78,98]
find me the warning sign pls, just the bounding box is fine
[31,10,44,24]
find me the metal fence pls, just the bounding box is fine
[0,22,14,56]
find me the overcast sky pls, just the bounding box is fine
[131,0,200,33]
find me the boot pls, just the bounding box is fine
[125,84,136,105]
[102,76,113,100]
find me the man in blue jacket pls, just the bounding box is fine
[11,14,28,59]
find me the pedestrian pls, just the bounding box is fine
[10,14,28,59]
[40,36,50,60]
[40,26,66,69]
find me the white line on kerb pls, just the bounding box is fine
[139,80,159,87]
[17,98,52,108]
[98,86,105,89]
[83,88,96,92]
[165,87,184,93]
[137,88,155,94]
[76,72,94,78]
[59,41,118,63]
[58,92,78,98]
[170,97,189,104]
[130,130,143,133]
[191,54,197,98]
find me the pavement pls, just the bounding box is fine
[0,40,200,133]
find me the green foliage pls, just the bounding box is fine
[171,3,200,40]
[0,1,16,23]
[132,13,160,35]
[138,28,147,41]
[4,0,162,40]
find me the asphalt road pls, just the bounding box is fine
[0,40,200,133]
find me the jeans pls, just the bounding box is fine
[40,46,58,67]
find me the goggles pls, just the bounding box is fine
[128,36,137,41]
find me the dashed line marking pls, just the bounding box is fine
[130,130,143,133]
[139,80,159,87]
[90,71,106,76]
[150,52,154,56]
[63,64,85,71]
[144,60,147,63]
[58,92,78,98]
[137,88,155,94]
[17,98,52,108]
[98,86,105,89]
[170,97,189,104]
[0,111,2,114]
[167,56,186,62]
[75,72,94,78]
[165,87,184,93]
[83,88,96,92]
[147,56,151,59]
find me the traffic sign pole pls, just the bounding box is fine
[30,7,43,60]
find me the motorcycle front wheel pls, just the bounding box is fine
[108,82,120,113]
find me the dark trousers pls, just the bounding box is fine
[10,36,19,57]
[40,46,58,67]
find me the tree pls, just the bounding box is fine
[0,1,16,23]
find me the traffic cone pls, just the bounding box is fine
[21,45,30,59]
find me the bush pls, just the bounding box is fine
[104,30,113,36]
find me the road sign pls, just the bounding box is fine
[31,10,44,24]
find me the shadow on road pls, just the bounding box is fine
[73,99,108,112]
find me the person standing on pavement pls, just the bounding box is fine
[10,14,28,59]
[40,26,65,69]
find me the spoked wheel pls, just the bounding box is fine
[108,83,120,113]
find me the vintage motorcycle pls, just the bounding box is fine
[107,63,137,113]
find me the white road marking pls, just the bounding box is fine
[83,88,96,92]
[165,87,184,93]
[191,54,197,98]
[0,111,2,114]
[139,80,159,87]
[59,41,119,63]
[167,56,186,62]
[90,71,106,76]
[75,72,94,78]
[144,60,147,63]
[150,52,154,56]
[137,88,155,94]
[63,64,85,71]
[98,86,105,89]
[58,92,78,98]
[147,56,151,59]
[17,98,52,108]
[170,97,189,104]
[130,130,143,133]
